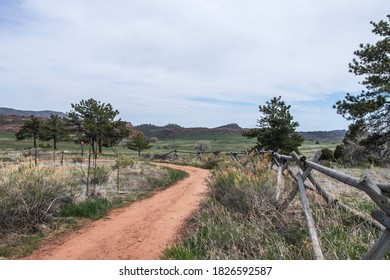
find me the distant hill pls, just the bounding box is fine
[0,107,66,118]
[134,123,244,140]
[135,123,346,142]
[0,108,67,132]
[0,107,346,141]
[298,130,346,142]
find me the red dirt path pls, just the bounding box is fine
[23,163,209,260]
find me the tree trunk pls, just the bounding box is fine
[33,136,37,148]
[53,136,57,150]
[98,140,103,154]
[138,148,141,157]
[91,139,96,154]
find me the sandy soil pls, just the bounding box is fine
[23,163,209,260]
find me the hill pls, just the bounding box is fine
[0,107,66,118]
[134,123,346,142]
[0,107,346,141]
[0,108,67,132]
[298,130,346,142]
[134,123,244,140]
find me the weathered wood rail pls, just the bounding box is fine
[261,149,390,260]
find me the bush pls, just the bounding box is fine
[319,148,335,161]
[113,155,134,169]
[208,167,277,217]
[0,165,76,233]
[146,167,188,189]
[199,157,222,170]
[334,144,345,160]
[79,166,110,185]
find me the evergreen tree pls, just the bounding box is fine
[126,132,152,156]
[15,115,41,148]
[67,98,130,153]
[243,96,303,154]
[39,114,69,150]
[334,15,390,160]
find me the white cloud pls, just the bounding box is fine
[0,0,387,130]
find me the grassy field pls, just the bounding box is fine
[0,131,339,160]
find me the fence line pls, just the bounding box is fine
[259,149,390,260]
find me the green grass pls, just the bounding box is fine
[60,198,112,220]
[0,131,340,162]
[299,141,341,158]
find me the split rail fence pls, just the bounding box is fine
[259,150,390,260]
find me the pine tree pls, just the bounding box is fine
[39,114,69,150]
[67,98,130,153]
[243,96,303,154]
[15,115,41,148]
[126,132,152,157]
[334,15,390,160]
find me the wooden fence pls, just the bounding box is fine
[261,150,390,260]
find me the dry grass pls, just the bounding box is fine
[164,156,390,260]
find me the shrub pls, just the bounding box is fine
[113,155,134,169]
[199,157,222,170]
[146,167,188,189]
[319,148,335,161]
[334,144,345,160]
[0,165,76,233]
[194,141,211,153]
[208,166,277,217]
[78,166,110,185]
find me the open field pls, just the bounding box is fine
[0,131,340,161]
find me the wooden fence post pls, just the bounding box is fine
[276,165,283,201]
[297,173,324,260]
[34,148,38,166]
[117,165,120,193]
[278,151,322,211]
[364,230,390,260]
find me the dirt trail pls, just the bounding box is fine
[24,163,209,260]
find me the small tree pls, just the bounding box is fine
[39,114,69,150]
[15,115,41,148]
[126,132,153,156]
[243,96,303,154]
[194,140,211,153]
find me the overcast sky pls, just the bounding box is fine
[0,0,387,131]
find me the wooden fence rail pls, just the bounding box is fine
[259,149,390,260]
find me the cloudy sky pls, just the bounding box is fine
[0,0,387,131]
